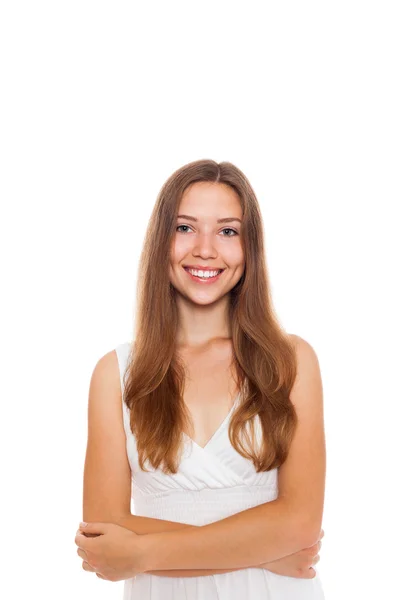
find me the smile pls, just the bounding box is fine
[183,266,224,283]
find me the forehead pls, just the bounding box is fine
[179,182,242,216]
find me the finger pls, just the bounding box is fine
[82,560,95,573]
[307,541,320,555]
[77,547,99,571]
[74,531,98,553]
[76,548,91,564]
[74,530,88,548]
[306,567,316,579]
[79,522,108,536]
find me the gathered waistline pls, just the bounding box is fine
[133,483,277,501]
[131,484,278,525]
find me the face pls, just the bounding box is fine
[169,181,245,304]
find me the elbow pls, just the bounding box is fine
[274,498,323,551]
[293,503,324,548]
[277,502,320,553]
[300,519,323,548]
[289,506,322,548]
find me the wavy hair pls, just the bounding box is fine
[123,159,298,474]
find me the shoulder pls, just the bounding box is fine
[287,333,322,394]
[90,349,120,395]
[91,342,131,392]
[288,333,320,363]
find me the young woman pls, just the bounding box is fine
[75,159,326,599]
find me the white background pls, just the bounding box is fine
[1,1,414,598]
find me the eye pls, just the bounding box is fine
[221,228,238,237]
[176,225,238,236]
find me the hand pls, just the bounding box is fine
[261,528,324,579]
[74,521,145,582]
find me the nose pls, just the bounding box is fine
[192,231,218,259]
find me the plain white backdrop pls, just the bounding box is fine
[1,1,414,598]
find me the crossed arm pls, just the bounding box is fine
[113,497,315,576]
[116,513,243,576]
[83,336,325,577]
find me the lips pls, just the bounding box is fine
[182,266,225,283]
[183,266,224,272]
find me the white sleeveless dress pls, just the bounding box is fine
[115,342,325,599]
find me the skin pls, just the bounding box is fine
[75,181,324,580]
[169,180,245,349]
[75,523,323,582]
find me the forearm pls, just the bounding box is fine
[143,497,312,571]
[116,513,266,577]
[116,513,195,535]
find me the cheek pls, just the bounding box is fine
[170,239,179,262]
[171,236,191,261]
[226,247,244,267]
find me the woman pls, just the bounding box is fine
[75,158,326,599]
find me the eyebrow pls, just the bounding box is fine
[177,214,242,224]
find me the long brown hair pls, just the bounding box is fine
[123,159,298,474]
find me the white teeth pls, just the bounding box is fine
[187,268,221,278]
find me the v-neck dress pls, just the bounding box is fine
[115,342,325,599]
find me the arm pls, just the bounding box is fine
[139,335,326,572]
[116,513,195,535]
[115,513,261,577]
[142,495,309,571]
[82,351,267,579]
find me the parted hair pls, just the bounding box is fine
[123,158,298,474]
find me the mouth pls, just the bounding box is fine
[182,266,225,283]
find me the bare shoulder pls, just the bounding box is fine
[288,332,318,354]
[88,348,124,437]
[288,333,321,375]
[91,348,120,387]
[287,333,323,411]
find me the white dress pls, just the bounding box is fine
[116,342,325,599]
